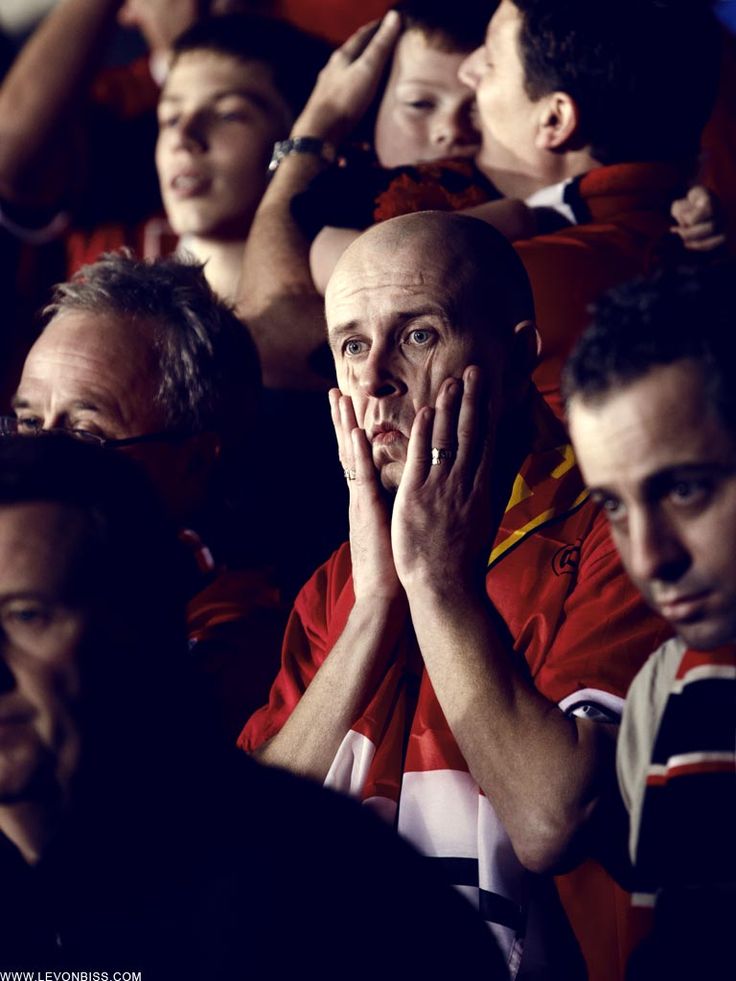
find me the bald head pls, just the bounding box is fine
[326,212,538,493]
[326,212,535,346]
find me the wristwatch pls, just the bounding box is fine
[268,137,337,173]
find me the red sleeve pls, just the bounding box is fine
[533,512,672,711]
[237,544,354,752]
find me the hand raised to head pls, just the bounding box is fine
[293,11,402,144]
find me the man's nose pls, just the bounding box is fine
[358,346,406,399]
[628,509,691,585]
[458,46,484,90]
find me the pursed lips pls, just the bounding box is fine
[367,421,407,445]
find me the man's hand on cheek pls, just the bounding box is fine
[391,366,496,596]
[329,389,402,604]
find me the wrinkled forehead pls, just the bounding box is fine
[18,309,164,414]
[326,245,465,331]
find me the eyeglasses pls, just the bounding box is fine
[0,416,190,450]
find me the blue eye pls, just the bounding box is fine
[408,328,433,346]
[344,339,367,357]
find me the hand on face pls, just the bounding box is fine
[294,12,401,144]
[332,366,497,601]
[330,388,402,603]
[391,366,497,594]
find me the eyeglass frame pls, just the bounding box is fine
[0,415,192,450]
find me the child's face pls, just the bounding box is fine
[373,29,480,168]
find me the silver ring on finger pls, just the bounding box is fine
[343,466,357,481]
[431,447,455,467]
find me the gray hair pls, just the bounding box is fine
[45,251,261,446]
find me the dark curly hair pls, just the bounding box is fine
[563,260,736,432]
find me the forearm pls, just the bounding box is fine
[0,0,121,204]
[237,13,400,390]
[237,150,334,389]
[256,596,405,782]
[407,581,613,872]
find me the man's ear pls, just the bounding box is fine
[513,319,541,372]
[504,320,540,403]
[535,91,580,151]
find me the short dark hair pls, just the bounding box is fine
[510,0,720,166]
[562,260,736,432]
[394,0,498,53]
[0,434,220,812]
[170,13,331,121]
[0,434,185,641]
[45,251,261,453]
[0,435,188,752]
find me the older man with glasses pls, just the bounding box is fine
[5,251,284,742]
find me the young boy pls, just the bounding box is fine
[155,14,328,301]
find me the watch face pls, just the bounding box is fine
[268,141,290,172]
[268,138,335,173]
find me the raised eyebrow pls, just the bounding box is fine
[328,309,446,342]
[328,321,359,338]
[327,322,361,349]
[68,399,103,413]
[643,464,725,496]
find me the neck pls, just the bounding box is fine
[479,148,601,201]
[0,798,64,865]
[180,236,246,303]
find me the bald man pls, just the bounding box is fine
[240,213,668,977]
